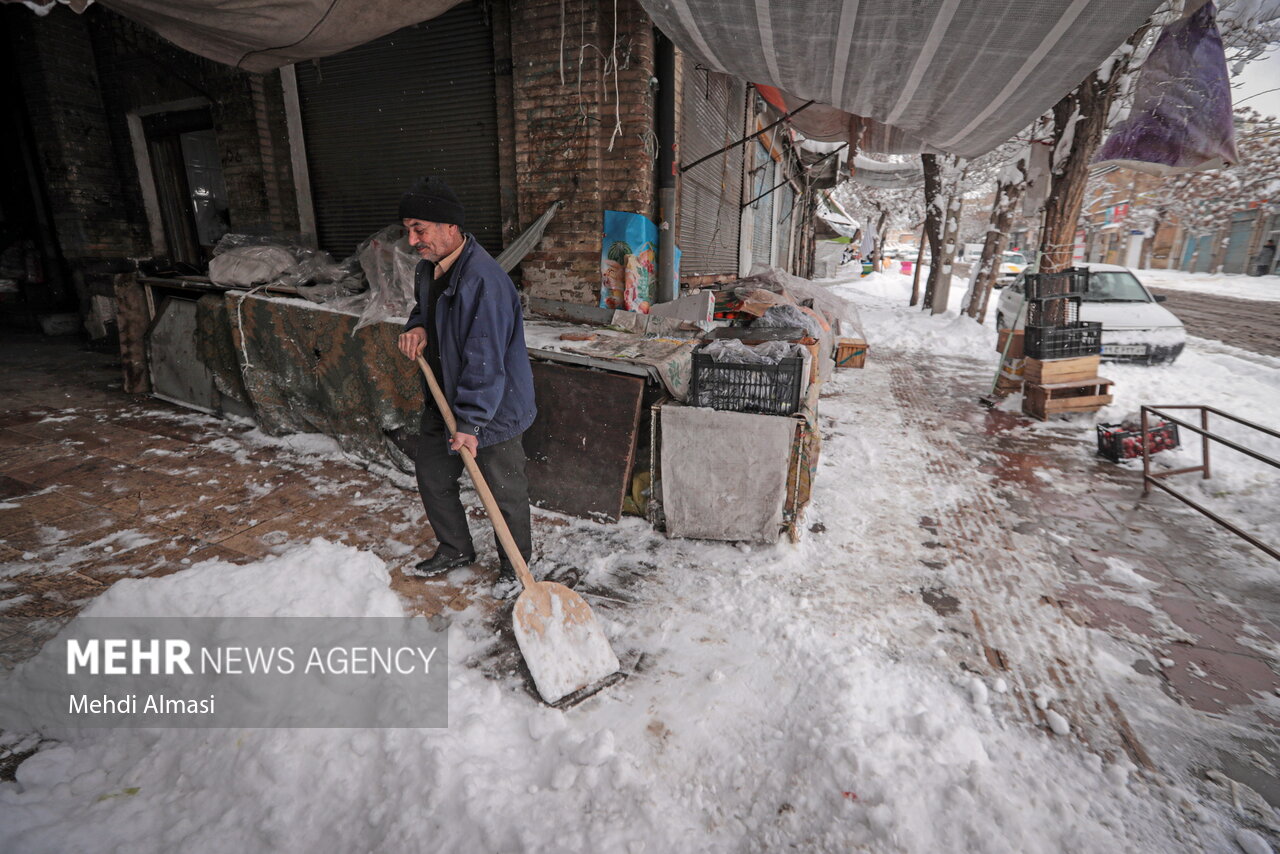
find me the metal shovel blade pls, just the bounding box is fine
[513,581,621,705]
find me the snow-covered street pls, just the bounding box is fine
[1134,269,1280,304]
[2,269,1278,852]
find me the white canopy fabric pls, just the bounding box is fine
[88,0,465,72]
[640,0,1164,158]
[816,195,859,238]
[851,155,924,189]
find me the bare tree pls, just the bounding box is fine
[964,152,1030,321]
[832,168,926,268]
[910,227,926,306]
[1038,29,1151,276]
[919,154,946,311]
[1152,108,1280,264]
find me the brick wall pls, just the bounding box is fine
[90,9,295,240]
[8,7,138,264]
[509,0,656,304]
[12,4,297,272]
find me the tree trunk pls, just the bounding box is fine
[965,174,1026,322]
[932,176,965,314]
[920,153,945,311]
[1141,210,1163,269]
[910,227,926,306]
[1038,29,1147,280]
[872,207,889,272]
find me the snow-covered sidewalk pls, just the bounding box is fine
[2,274,1279,852]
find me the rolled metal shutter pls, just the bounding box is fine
[750,141,774,266]
[1179,234,1197,270]
[776,181,795,271]
[1194,234,1215,273]
[1223,210,1257,274]
[678,71,745,276]
[294,2,501,257]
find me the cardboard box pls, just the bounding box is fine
[996,328,1024,360]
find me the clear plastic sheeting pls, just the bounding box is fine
[815,197,858,238]
[640,0,1163,157]
[206,234,368,295]
[702,338,805,365]
[353,225,419,332]
[738,264,864,341]
[754,303,824,339]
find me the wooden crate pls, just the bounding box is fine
[1024,355,1101,385]
[1022,376,1113,421]
[835,339,868,369]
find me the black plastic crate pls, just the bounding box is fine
[1096,421,1180,462]
[1024,321,1102,359]
[1025,268,1089,300]
[689,352,804,416]
[1025,295,1081,326]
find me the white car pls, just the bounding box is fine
[995,263,1186,365]
[994,251,1028,286]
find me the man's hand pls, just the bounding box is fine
[398,327,427,361]
[450,432,479,457]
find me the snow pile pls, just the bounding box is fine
[818,268,998,362]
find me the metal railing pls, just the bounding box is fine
[1140,405,1280,562]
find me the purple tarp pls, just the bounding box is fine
[1094,2,1238,176]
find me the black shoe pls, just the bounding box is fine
[410,550,476,578]
[492,574,521,600]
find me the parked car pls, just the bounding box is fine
[994,251,1028,287]
[995,263,1186,365]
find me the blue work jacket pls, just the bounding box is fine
[404,236,536,448]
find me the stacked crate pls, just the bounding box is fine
[1021,270,1113,420]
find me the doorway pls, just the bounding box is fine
[141,108,229,266]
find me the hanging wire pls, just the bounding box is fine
[606,0,623,152]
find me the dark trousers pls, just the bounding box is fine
[415,408,532,568]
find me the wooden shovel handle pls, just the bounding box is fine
[416,356,535,591]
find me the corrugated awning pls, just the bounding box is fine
[640,0,1164,157]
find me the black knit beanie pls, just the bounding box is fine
[398,177,465,228]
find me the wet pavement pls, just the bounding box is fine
[1148,287,1280,357]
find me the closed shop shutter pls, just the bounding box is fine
[1179,234,1198,270]
[294,2,501,258]
[678,71,746,276]
[751,141,774,266]
[1194,234,1215,273]
[1223,210,1257,274]
[776,181,795,271]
